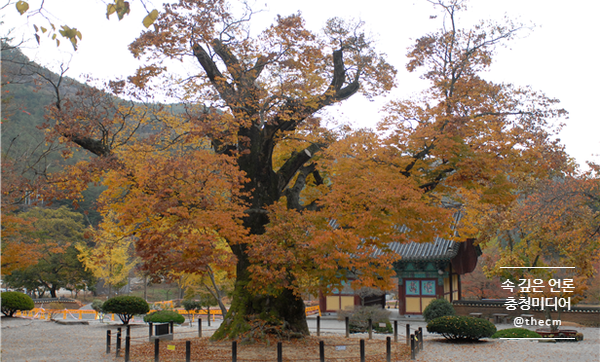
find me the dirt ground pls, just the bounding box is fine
[2,316,599,362]
[1,317,409,362]
[1,317,114,362]
[129,335,409,361]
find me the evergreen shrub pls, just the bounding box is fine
[143,310,185,324]
[102,296,149,324]
[1,291,35,317]
[492,328,542,339]
[427,315,496,341]
[422,298,456,322]
[91,299,104,313]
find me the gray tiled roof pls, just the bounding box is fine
[328,218,460,262]
[372,237,459,262]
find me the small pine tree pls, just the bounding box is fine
[1,292,35,317]
[102,296,149,324]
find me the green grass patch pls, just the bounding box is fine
[492,328,542,339]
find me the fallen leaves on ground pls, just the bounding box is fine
[129,335,411,361]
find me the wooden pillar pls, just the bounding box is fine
[398,280,406,315]
[447,263,454,301]
[457,273,462,300]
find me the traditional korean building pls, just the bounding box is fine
[319,237,480,315]
[392,237,480,315]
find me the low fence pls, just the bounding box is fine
[103,318,422,362]
[15,304,322,322]
[16,308,99,320]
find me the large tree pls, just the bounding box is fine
[44,0,573,340]
[48,0,396,338]
[482,174,600,327]
[377,0,570,240]
[379,0,598,326]
[4,206,96,298]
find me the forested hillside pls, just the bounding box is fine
[2,44,106,224]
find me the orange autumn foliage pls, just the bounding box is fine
[40,0,584,339]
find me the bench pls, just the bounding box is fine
[469,313,483,318]
[492,313,509,324]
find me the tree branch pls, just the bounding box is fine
[277,142,323,192]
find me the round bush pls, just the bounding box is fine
[427,316,496,341]
[492,328,542,339]
[91,299,104,313]
[1,291,35,317]
[144,310,185,324]
[102,296,149,325]
[422,298,456,322]
[182,299,203,312]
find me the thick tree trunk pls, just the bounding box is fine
[212,243,309,340]
[212,139,309,340]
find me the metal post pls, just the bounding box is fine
[393,320,398,342]
[198,319,202,338]
[232,341,237,362]
[106,330,111,354]
[116,330,122,357]
[154,338,160,362]
[277,341,282,362]
[368,318,372,340]
[170,321,174,334]
[360,339,365,362]
[125,336,130,362]
[414,329,419,352]
[186,341,191,362]
[410,334,415,360]
[406,324,410,345]
[319,341,325,362]
[386,337,391,362]
[418,327,423,351]
[316,315,320,337]
[345,316,349,338]
[149,322,153,338]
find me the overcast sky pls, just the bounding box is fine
[2,0,599,169]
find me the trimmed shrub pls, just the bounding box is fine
[427,316,496,341]
[144,310,185,324]
[492,328,542,339]
[422,298,456,322]
[182,299,203,324]
[1,291,35,317]
[102,296,149,325]
[91,299,104,313]
[182,299,203,313]
[339,306,393,334]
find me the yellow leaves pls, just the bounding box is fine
[58,25,82,50]
[106,0,130,21]
[143,10,159,29]
[77,214,139,288]
[15,1,28,15]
